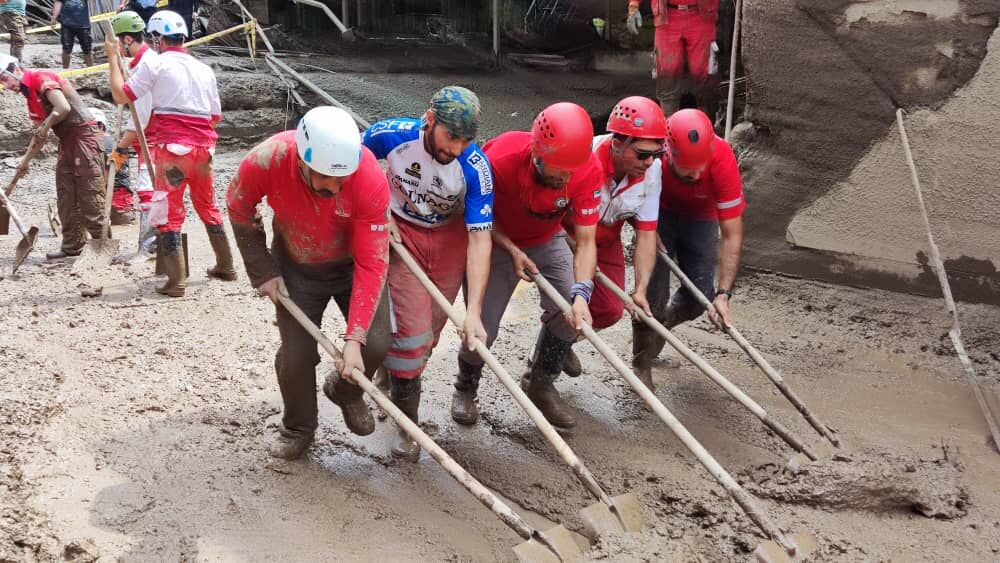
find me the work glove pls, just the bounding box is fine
[107,148,127,171]
[627,2,642,35]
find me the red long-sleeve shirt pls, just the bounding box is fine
[226,130,390,343]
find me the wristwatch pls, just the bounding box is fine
[716,287,734,299]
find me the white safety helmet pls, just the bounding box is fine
[0,54,19,78]
[147,10,187,38]
[295,106,361,177]
[89,108,108,129]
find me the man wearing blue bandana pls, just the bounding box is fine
[363,86,494,461]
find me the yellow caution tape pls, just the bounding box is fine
[0,0,167,39]
[57,21,257,79]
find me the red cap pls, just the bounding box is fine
[666,109,714,170]
[607,96,667,139]
[531,102,594,170]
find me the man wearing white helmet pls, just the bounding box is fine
[104,9,234,297]
[90,107,135,225]
[227,106,393,460]
[0,54,106,259]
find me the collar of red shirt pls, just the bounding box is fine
[596,136,645,195]
[129,43,150,68]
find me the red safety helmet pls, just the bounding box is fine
[606,96,666,139]
[666,109,715,170]
[531,102,594,170]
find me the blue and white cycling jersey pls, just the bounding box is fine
[362,118,494,231]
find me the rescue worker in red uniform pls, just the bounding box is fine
[227,106,393,460]
[106,10,236,297]
[633,108,745,382]
[560,96,666,389]
[627,0,719,115]
[451,102,600,430]
[0,54,106,260]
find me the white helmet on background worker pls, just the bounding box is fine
[147,10,188,39]
[89,108,108,130]
[0,54,19,77]
[295,106,361,177]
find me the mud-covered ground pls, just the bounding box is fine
[2,41,1000,562]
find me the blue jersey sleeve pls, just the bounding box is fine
[459,144,494,231]
[361,118,421,160]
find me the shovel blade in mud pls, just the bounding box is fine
[11,225,38,274]
[753,532,819,563]
[787,440,836,472]
[0,206,8,235]
[513,525,582,563]
[579,493,646,540]
[72,238,120,273]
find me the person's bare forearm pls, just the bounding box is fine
[43,91,70,125]
[491,227,520,256]
[572,225,597,282]
[116,129,137,151]
[717,217,743,291]
[633,229,656,294]
[465,230,491,315]
[107,54,130,105]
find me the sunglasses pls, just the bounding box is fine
[632,147,666,161]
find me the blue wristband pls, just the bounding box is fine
[570,280,595,303]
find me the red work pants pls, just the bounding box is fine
[590,237,627,330]
[152,144,223,233]
[384,217,469,380]
[653,10,716,82]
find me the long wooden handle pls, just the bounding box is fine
[389,238,616,508]
[5,111,60,197]
[529,270,795,553]
[273,292,544,543]
[655,244,840,447]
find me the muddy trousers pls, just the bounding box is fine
[274,259,392,439]
[385,218,468,380]
[56,135,107,254]
[642,213,719,328]
[654,12,718,115]
[152,144,223,233]
[458,233,578,370]
[1,12,26,59]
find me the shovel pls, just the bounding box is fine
[595,270,822,463]
[73,106,124,272]
[655,242,840,449]
[389,237,646,540]
[529,271,818,562]
[275,292,583,563]
[0,112,58,236]
[0,189,38,275]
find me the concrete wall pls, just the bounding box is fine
[740,0,1000,303]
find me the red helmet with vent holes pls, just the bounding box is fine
[531,102,594,170]
[606,96,666,139]
[666,109,715,170]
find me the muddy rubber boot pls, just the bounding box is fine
[61,52,71,69]
[562,346,582,377]
[450,357,482,426]
[268,429,314,460]
[110,208,136,226]
[522,328,576,428]
[323,372,375,436]
[45,249,80,260]
[155,231,188,297]
[389,376,421,461]
[205,223,237,281]
[631,323,665,390]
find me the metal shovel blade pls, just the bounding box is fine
[11,225,38,274]
[754,532,819,563]
[579,493,646,540]
[72,238,120,272]
[513,525,582,563]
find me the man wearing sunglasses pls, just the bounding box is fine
[362,86,494,461]
[632,108,745,385]
[560,96,666,388]
[450,102,602,429]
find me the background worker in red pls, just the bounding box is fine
[108,10,157,257]
[105,10,235,297]
[633,108,745,383]
[451,102,600,430]
[227,107,393,461]
[90,107,136,225]
[362,86,494,461]
[560,96,665,388]
[0,54,106,260]
[627,0,719,115]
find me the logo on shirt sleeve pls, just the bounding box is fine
[480,204,492,216]
[466,152,493,195]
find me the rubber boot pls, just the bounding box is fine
[205,223,237,281]
[83,53,94,68]
[110,208,136,226]
[389,375,421,461]
[562,346,582,377]
[521,328,576,428]
[268,428,314,460]
[450,356,482,426]
[631,323,664,391]
[155,231,187,297]
[45,249,80,260]
[323,372,375,436]
[373,366,390,421]
[61,51,71,69]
